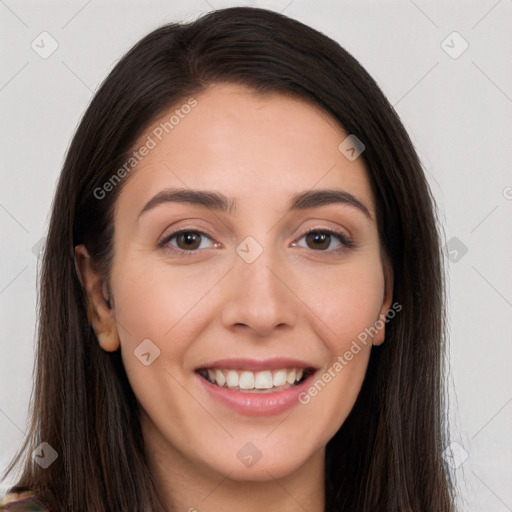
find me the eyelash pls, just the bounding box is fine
[158,227,355,255]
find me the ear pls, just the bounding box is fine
[372,262,394,347]
[74,244,120,352]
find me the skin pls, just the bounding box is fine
[75,83,393,512]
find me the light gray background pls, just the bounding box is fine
[1,1,511,510]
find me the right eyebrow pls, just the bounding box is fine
[138,188,237,220]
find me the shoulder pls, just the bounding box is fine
[0,491,50,511]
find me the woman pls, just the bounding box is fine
[1,6,454,511]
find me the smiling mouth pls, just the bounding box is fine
[196,367,314,393]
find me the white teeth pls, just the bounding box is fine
[202,367,308,391]
[215,369,226,387]
[226,370,239,388]
[239,371,255,390]
[255,370,273,389]
[273,369,287,387]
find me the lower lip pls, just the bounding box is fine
[195,371,316,416]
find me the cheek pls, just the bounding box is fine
[297,256,385,353]
[111,255,224,347]
[284,255,384,429]
[293,266,383,444]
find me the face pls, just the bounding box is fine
[78,83,392,482]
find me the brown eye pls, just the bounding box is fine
[176,231,202,250]
[295,229,354,251]
[160,230,214,253]
[305,231,331,250]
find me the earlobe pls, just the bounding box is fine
[96,329,120,352]
[74,245,120,352]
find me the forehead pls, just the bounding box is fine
[114,83,375,221]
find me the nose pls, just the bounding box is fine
[221,246,298,337]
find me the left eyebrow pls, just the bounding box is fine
[288,189,372,220]
[137,187,372,221]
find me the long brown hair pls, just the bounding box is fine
[2,7,454,511]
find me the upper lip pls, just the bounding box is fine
[195,357,318,372]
